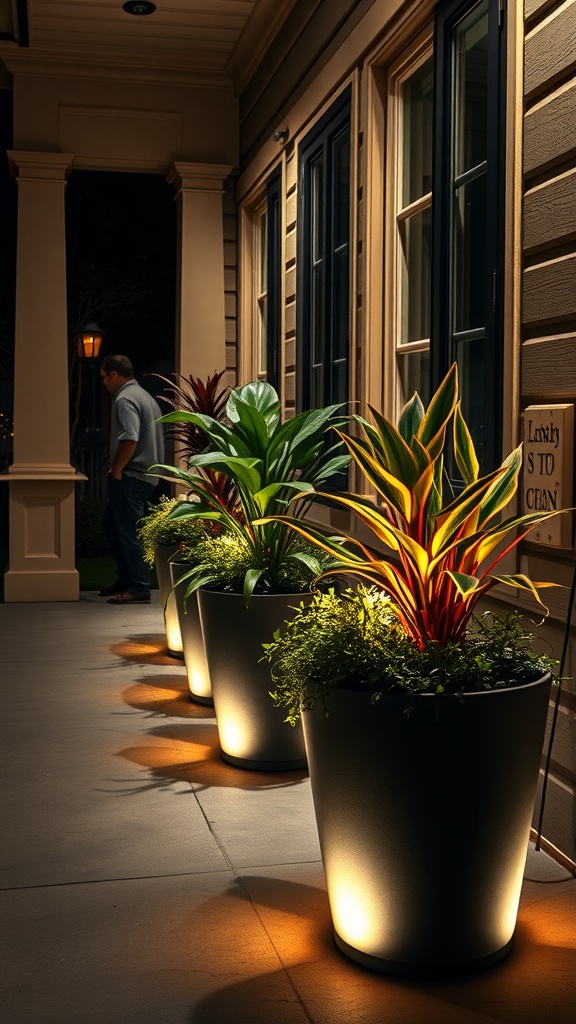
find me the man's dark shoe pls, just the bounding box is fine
[107,591,151,605]
[99,581,126,597]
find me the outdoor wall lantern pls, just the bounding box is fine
[76,321,104,361]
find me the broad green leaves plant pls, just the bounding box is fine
[258,364,564,647]
[153,380,350,603]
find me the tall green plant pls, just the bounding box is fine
[153,380,350,602]
[258,365,564,647]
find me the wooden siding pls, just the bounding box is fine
[283,148,298,418]
[223,183,238,387]
[522,1,576,389]
[239,0,373,162]
[523,81,576,176]
[523,254,576,325]
[522,335,576,396]
[522,0,576,865]
[524,2,576,99]
[523,168,576,252]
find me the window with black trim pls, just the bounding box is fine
[431,0,506,473]
[298,88,351,412]
[386,1,505,475]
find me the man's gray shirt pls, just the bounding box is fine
[110,380,165,482]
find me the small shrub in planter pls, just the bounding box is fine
[264,585,556,725]
[137,494,212,568]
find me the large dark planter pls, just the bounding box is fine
[154,543,183,658]
[198,588,307,770]
[170,561,212,705]
[302,673,552,977]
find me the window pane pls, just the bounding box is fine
[454,0,489,177]
[452,335,485,463]
[453,171,486,333]
[332,358,348,406]
[397,350,430,408]
[259,210,267,293]
[258,210,267,373]
[300,89,350,422]
[402,56,434,206]
[333,125,350,249]
[311,152,324,263]
[311,261,324,362]
[333,248,348,362]
[399,206,431,344]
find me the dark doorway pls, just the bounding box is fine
[66,170,176,422]
[66,170,176,500]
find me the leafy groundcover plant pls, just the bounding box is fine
[182,531,338,595]
[263,586,557,725]
[153,379,350,604]
[258,364,565,713]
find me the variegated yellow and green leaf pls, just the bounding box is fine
[453,402,480,486]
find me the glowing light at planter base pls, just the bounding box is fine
[165,600,183,654]
[329,883,378,949]
[496,842,533,946]
[219,717,252,759]
[188,666,211,701]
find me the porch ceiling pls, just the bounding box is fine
[0,0,299,88]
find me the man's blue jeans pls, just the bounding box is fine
[103,474,157,596]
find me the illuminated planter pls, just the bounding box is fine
[154,544,183,658]
[198,589,307,770]
[170,561,212,705]
[302,673,551,977]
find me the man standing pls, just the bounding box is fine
[99,354,165,604]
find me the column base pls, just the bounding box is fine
[2,475,84,603]
[4,569,80,602]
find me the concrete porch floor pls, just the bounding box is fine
[0,592,574,1024]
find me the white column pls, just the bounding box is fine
[167,163,233,380]
[2,151,83,602]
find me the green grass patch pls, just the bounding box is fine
[0,551,159,594]
[76,556,159,592]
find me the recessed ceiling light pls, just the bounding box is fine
[123,1,156,15]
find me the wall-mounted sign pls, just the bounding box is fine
[522,404,574,547]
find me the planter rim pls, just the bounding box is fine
[198,586,313,599]
[307,670,552,706]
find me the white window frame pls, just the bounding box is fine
[384,33,434,422]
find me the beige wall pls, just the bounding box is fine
[11,72,238,170]
[235,0,576,865]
